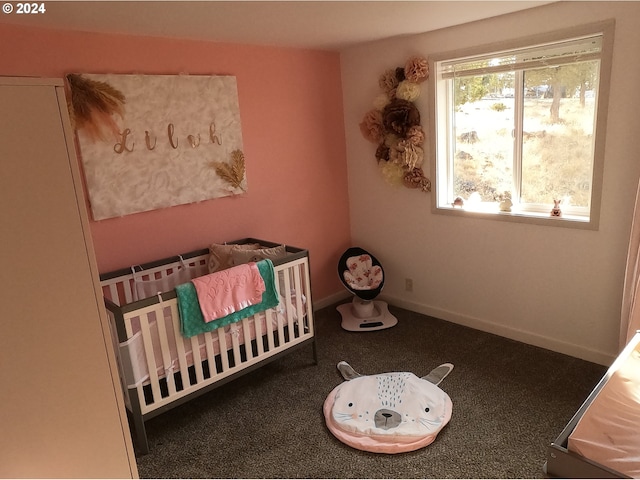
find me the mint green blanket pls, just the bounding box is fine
[176,259,279,338]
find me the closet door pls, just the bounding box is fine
[0,78,137,478]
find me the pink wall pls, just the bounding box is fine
[0,24,351,300]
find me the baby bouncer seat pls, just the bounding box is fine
[337,247,397,331]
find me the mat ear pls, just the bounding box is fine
[422,363,454,386]
[337,361,362,380]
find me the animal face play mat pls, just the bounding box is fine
[323,362,453,454]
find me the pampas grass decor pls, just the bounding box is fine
[211,149,246,192]
[66,73,126,142]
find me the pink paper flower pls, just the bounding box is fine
[359,109,385,144]
[407,125,425,146]
[403,167,431,192]
[405,56,429,84]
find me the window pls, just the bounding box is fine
[429,22,613,228]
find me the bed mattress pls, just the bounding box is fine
[566,334,640,478]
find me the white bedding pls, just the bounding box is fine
[118,295,300,389]
[568,333,640,477]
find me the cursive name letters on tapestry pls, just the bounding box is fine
[113,122,223,154]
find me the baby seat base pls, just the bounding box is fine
[337,297,397,332]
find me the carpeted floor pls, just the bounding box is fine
[135,303,606,478]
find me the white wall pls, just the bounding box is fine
[340,2,640,365]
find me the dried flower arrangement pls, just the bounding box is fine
[66,74,126,142]
[359,56,430,192]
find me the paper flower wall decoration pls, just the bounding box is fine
[359,56,431,192]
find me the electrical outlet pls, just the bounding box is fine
[405,278,413,292]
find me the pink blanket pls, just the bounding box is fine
[191,262,265,323]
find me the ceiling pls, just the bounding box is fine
[0,1,553,51]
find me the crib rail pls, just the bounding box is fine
[101,250,210,307]
[100,243,315,454]
[125,257,312,415]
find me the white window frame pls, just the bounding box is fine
[428,21,614,230]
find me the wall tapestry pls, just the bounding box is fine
[67,73,246,220]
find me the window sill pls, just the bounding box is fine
[434,204,596,230]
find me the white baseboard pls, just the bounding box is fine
[313,291,351,311]
[380,294,615,366]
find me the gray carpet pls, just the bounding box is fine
[135,303,606,478]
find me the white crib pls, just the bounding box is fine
[100,239,316,454]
